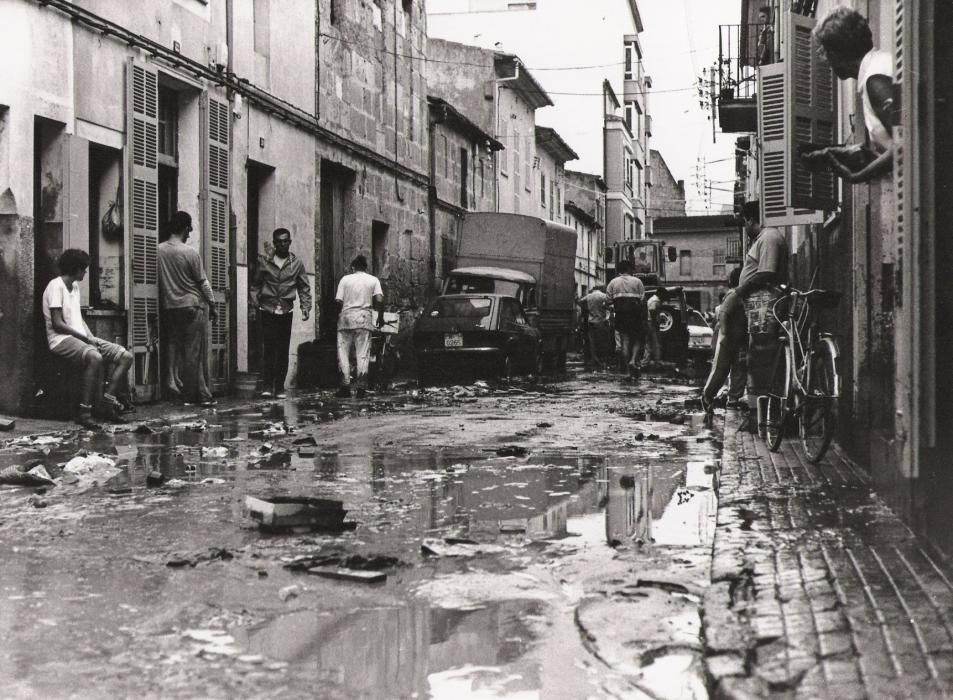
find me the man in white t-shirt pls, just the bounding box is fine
[334,255,383,398]
[42,249,133,428]
[805,7,894,183]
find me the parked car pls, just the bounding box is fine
[413,294,541,385]
[685,308,714,354]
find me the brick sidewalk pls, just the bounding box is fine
[704,411,953,699]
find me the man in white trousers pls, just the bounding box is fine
[334,255,383,399]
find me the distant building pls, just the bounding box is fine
[427,96,503,286]
[533,126,578,224]
[564,170,608,296]
[654,215,742,312]
[427,39,553,218]
[649,150,686,218]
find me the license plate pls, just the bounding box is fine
[444,333,463,348]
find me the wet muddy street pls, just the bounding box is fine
[0,372,720,699]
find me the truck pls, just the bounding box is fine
[443,212,578,370]
[605,240,695,367]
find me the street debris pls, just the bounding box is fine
[283,552,402,572]
[0,463,55,487]
[421,538,505,557]
[60,452,121,491]
[278,584,301,602]
[0,417,16,431]
[306,568,387,584]
[201,446,229,458]
[166,547,235,568]
[146,470,166,487]
[496,445,529,457]
[244,495,356,533]
[183,629,241,657]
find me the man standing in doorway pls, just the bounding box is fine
[158,211,217,407]
[607,259,646,380]
[250,228,312,398]
[335,254,383,399]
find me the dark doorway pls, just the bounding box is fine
[246,161,274,373]
[319,161,353,341]
[372,220,389,277]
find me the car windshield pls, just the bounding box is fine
[428,297,493,329]
[686,309,710,327]
[445,275,522,299]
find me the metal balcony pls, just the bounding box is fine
[716,18,779,133]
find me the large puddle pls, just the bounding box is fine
[0,382,718,698]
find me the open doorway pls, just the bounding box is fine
[246,160,274,373]
[319,161,354,341]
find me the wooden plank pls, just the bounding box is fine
[306,568,387,584]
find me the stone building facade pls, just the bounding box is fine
[427,96,502,287]
[564,170,607,296]
[654,215,739,313]
[649,150,686,218]
[0,0,434,412]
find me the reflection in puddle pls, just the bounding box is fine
[236,601,542,698]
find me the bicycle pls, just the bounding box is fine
[759,285,842,463]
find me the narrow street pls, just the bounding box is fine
[0,370,719,699]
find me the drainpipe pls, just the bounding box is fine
[428,104,447,293]
[495,59,520,212]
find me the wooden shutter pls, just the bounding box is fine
[125,59,160,401]
[758,60,787,224]
[758,11,836,225]
[788,12,837,211]
[202,91,230,392]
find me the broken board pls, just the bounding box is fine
[306,567,387,584]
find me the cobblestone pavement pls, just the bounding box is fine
[705,411,953,699]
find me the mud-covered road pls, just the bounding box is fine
[0,371,720,699]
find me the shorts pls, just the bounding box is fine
[50,336,129,366]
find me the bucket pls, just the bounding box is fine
[233,372,259,399]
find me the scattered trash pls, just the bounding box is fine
[183,629,240,657]
[298,448,316,457]
[146,471,166,487]
[421,538,505,557]
[244,495,356,533]
[163,478,188,489]
[108,487,133,495]
[166,547,234,568]
[201,446,229,458]
[283,552,401,572]
[278,584,301,602]
[0,417,16,431]
[499,524,526,534]
[496,445,529,457]
[536,422,553,428]
[200,477,226,485]
[306,568,386,584]
[29,496,48,508]
[292,435,318,446]
[0,464,55,487]
[133,424,155,434]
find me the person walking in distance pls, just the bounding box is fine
[250,228,312,398]
[42,249,134,428]
[157,211,217,407]
[645,286,669,365]
[606,259,647,380]
[335,255,383,399]
[580,285,610,370]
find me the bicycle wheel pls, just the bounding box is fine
[800,339,837,463]
[764,345,790,452]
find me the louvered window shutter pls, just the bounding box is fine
[789,12,837,211]
[758,61,787,224]
[202,92,231,391]
[758,11,837,225]
[125,59,160,400]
